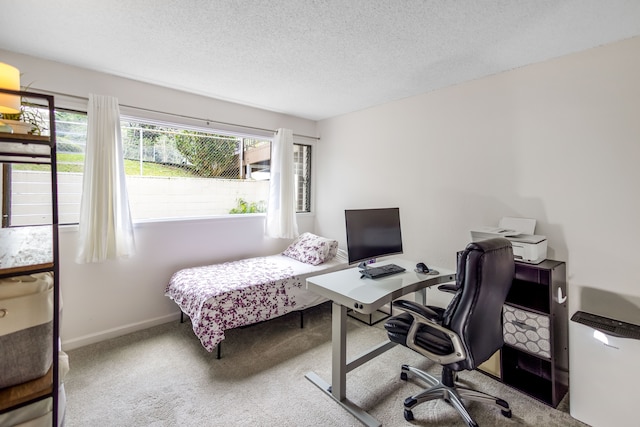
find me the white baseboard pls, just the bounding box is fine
[61,312,181,351]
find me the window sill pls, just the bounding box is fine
[59,211,314,232]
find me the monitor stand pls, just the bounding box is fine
[357,260,375,279]
[357,261,371,270]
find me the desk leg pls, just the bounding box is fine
[305,302,383,427]
[332,301,347,400]
[416,287,427,305]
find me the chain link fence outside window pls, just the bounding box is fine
[3,109,312,226]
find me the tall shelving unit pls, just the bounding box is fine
[478,259,569,408]
[501,259,569,407]
[0,89,59,426]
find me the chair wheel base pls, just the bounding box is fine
[496,397,512,418]
[400,372,408,381]
[404,409,414,421]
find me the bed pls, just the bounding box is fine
[165,233,348,354]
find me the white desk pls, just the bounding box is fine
[305,258,455,427]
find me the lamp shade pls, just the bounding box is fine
[0,62,21,114]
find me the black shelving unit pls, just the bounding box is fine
[479,259,569,407]
[0,89,60,425]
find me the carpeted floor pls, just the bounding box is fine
[63,303,588,426]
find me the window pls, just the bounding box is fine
[3,109,312,226]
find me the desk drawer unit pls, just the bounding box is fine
[503,305,551,359]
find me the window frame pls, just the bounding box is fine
[3,107,314,226]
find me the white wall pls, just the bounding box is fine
[0,50,317,137]
[4,37,640,352]
[0,49,318,350]
[315,36,640,325]
[58,214,315,349]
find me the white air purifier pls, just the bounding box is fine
[569,311,640,427]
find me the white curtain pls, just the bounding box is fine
[265,128,298,238]
[75,94,136,263]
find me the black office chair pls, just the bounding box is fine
[384,238,515,427]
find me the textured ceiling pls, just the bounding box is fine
[1,1,639,120]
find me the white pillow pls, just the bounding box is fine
[282,232,339,265]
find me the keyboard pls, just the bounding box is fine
[360,263,406,279]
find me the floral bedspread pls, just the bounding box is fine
[165,257,303,352]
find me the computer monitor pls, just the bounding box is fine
[344,207,403,266]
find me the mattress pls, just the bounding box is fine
[165,250,348,351]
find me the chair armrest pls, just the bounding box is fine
[392,299,440,320]
[437,283,459,294]
[395,300,467,365]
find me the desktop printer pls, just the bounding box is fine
[470,217,548,264]
[505,234,548,264]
